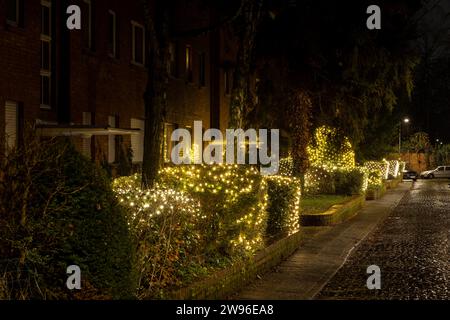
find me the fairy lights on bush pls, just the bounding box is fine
[157,164,268,256]
[365,160,390,181]
[307,126,356,168]
[264,175,301,237]
[388,160,400,178]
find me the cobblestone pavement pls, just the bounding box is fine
[317,179,450,300]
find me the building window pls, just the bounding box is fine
[6,0,22,26]
[4,101,18,152]
[108,115,117,163]
[40,0,52,109]
[82,0,93,50]
[163,123,177,163]
[130,118,145,163]
[169,42,178,77]
[199,52,206,87]
[82,112,92,159]
[185,45,193,82]
[107,10,117,57]
[131,21,145,65]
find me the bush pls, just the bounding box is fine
[265,176,301,241]
[158,164,267,260]
[0,137,133,300]
[112,175,204,299]
[333,168,367,196]
[304,166,334,195]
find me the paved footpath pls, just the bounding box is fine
[317,179,450,299]
[236,182,411,300]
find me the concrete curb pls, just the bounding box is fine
[167,231,305,300]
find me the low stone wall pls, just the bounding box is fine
[167,231,304,300]
[299,195,366,227]
[366,184,387,200]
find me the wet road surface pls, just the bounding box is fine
[317,179,450,300]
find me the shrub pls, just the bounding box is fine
[278,157,294,177]
[304,166,334,195]
[365,161,390,180]
[112,175,204,299]
[388,160,400,178]
[265,176,301,241]
[0,137,133,300]
[333,168,367,196]
[158,164,267,260]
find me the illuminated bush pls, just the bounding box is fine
[279,156,294,177]
[112,175,204,298]
[158,164,267,258]
[304,166,367,195]
[365,161,390,180]
[307,126,356,168]
[333,167,367,195]
[388,160,400,178]
[265,176,301,240]
[304,166,334,194]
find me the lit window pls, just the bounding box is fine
[108,115,117,163]
[185,45,193,82]
[131,118,145,163]
[82,112,92,159]
[132,21,145,65]
[4,101,18,152]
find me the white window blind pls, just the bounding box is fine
[5,101,18,151]
[130,118,144,163]
[82,112,92,159]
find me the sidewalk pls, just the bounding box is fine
[236,182,411,300]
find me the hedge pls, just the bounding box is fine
[264,176,301,241]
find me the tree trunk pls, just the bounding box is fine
[141,1,170,188]
[229,0,263,129]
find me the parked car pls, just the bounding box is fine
[420,166,450,179]
[403,170,418,180]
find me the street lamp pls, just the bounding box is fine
[399,117,410,154]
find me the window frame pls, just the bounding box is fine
[107,10,117,58]
[131,21,145,66]
[6,0,20,26]
[40,0,52,110]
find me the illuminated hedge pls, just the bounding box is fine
[264,175,301,240]
[364,160,390,180]
[157,164,267,258]
[279,156,294,177]
[304,166,367,195]
[112,175,204,298]
[388,160,400,178]
[307,126,356,168]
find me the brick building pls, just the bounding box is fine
[0,0,235,171]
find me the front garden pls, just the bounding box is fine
[0,126,405,300]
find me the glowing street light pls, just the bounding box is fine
[399,117,411,154]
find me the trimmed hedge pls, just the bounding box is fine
[158,165,267,259]
[265,176,301,241]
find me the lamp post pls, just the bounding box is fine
[399,117,410,155]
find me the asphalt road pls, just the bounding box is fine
[317,179,450,300]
